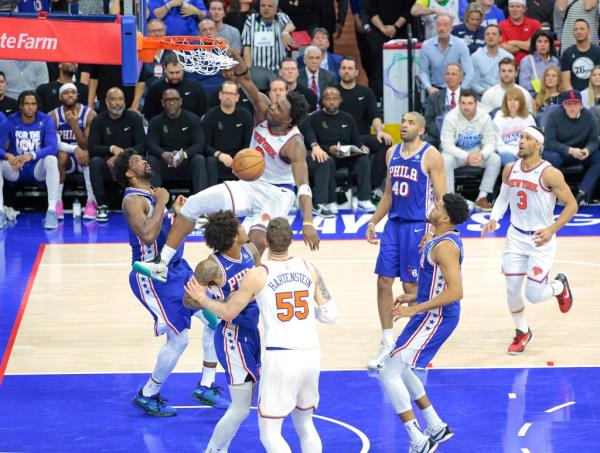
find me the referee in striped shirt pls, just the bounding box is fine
[241,0,296,73]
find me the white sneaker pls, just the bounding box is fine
[357,199,376,212]
[367,342,393,370]
[410,438,438,453]
[133,260,168,283]
[425,424,453,444]
[328,202,338,214]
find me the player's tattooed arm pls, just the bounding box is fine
[245,242,262,266]
[194,257,224,286]
[312,264,332,304]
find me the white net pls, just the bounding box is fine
[169,38,238,75]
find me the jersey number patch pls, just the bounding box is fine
[392,180,409,197]
[276,290,309,322]
[516,190,527,210]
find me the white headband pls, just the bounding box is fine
[59,83,77,97]
[522,126,544,146]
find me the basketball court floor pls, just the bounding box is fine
[1,206,599,452]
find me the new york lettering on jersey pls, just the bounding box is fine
[123,188,183,264]
[209,245,258,329]
[388,142,435,222]
[507,159,556,231]
[249,120,300,185]
[55,105,90,144]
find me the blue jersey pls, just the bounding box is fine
[53,105,91,146]
[18,0,52,12]
[416,231,463,317]
[123,188,184,264]
[209,244,259,329]
[1,111,57,160]
[388,142,435,222]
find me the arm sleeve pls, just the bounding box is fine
[88,116,111,158]
[490,182,510,221]
[146,118,165,158]
[36,118,58,159]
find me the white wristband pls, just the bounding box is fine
[297,184,312,198]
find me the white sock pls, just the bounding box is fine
[477,191,487,200]
[142,376,163,397]
[161,245,177,265]
[201,366,216,388]
[404,418,427,444]
[382,328,394,346]
[511,311,528,333]
[550,280,564,296]
[58,183,64,202]
[207,382,253,450]
[82,166,95,203]
[421,405,444,430]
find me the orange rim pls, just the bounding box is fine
[139,34,227,51]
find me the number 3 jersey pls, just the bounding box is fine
[507,159,556,231]
[255,257,317,349]
[388,142,435,222]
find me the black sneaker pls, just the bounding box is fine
[426,424,454,443]
[96,205,109,222]
[313,204,335,218]
[576,191,587,206]
[410,438,438,453]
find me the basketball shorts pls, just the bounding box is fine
[1,159,45,183]
[224,179,296,230]
[502,225,557,283]
[391,307,460,368]
[65,155,85,174]
[258,348,320,418]
[129,258,195,336]
[215,321,261,385]
[375,219,425,282]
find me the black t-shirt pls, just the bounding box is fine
[0,96,18,116]
[308,110,363,149]
[88,110,146,158]
[36,81,89,113]
[143,78,207,120]
[337,84,378,135]
[146,110,205,158]
[561,44,600,91]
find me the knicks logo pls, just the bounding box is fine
[532,266,543,276]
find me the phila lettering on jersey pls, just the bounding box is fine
[249,120,301,186]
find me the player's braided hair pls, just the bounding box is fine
[204,210,241,252]
[286,90,308,126]
[443,193,470,226]
[112,148,138,188]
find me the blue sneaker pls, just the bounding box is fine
[132,390,177,416]
[43,210,59,230]
[192,383,230,410]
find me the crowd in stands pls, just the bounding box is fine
[1,0,600,229]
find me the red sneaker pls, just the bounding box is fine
[508,329,533,355]
[555,273,573,313]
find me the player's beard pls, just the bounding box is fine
[108,106,125,116]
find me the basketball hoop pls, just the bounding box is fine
[138,35,238,75]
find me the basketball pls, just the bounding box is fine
[232,148,265,181]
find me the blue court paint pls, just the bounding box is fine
[0,368,598,452]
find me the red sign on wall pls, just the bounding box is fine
[0,16,123,64]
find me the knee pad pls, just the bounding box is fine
[525,278,553,304]
[401,367,426,401]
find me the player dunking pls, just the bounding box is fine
[380,193,470,453]
[481,126,577,354]
[49,83,98,220]
[184,217,337,453]
[365,112,446,369]
[134,48,319,283]
[112,149,228,417]
[184,211,262,452]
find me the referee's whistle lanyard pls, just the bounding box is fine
[256,14,277,34]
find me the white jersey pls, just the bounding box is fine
[508,159,556,231]
[250,120,301,186]
[255,257,318,349]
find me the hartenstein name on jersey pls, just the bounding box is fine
[267,271,313,292]
[253,130,277,158]
[390,165,419,182]
[508,178,538,192]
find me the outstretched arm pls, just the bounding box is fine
[226,47,270,124]
[184,266,267,320]
[285,136,320,250]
